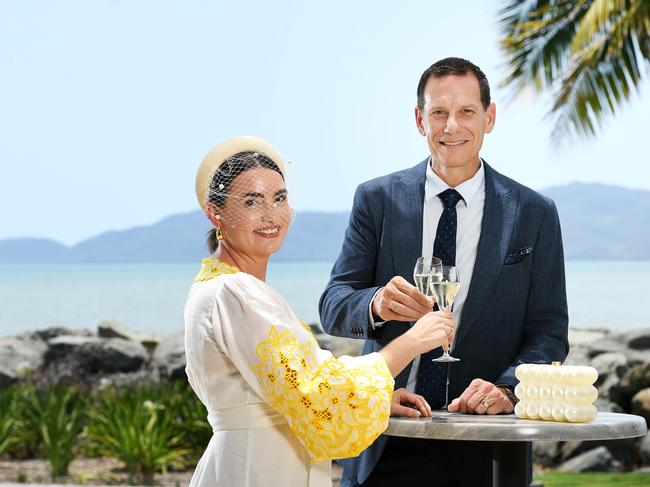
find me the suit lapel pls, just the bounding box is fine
[456,163,519,344]
[391,160,427,281]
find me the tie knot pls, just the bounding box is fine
[438,189,463,209]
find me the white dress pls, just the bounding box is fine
[184,258,394,487]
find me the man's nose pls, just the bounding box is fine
[444,114,459,133]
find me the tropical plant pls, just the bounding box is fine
[0,387,16,456]
[3,384,40,459]
[89,382,190,484]
[499,0,650,142]
[171,382,212,463]
[25,385,88,479]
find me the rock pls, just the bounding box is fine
[98,320,140,341]
[568,328,609,347]
[586,337,629,359]
[597,374,620,400]
[627,349,650,366]
[626,329,650,350]
[558,446,620,472]
[533,441,560,467]
[151,331,185,379]
[45,335,145,375]
[613,363,650,408]
[563,347,591,366]
[560,440,636,469]
[0,336,47,387]
[591,352,629,386]
[310,323,363,357]
[632,388,650,425]
[26,326,92,341]
[640,433,650,466]
[594,398,624,413]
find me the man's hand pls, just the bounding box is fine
[372,276,434,322]
[391,388,432,417]
[447,379,515,415]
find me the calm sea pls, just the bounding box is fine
[0,261,648,336]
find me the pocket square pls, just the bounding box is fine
[504,246,533,265]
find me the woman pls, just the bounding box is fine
[185,136,455,486]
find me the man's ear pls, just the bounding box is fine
[415,106,426,136]
[485,103,496,134]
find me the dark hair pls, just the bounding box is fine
[416,57,491,111]
[206,151,284,253]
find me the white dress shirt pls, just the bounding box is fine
[404,159,485,391]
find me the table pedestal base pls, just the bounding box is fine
[492,441,529,487]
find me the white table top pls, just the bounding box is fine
[384,411,647,442]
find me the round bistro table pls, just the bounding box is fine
[384,411,647,487]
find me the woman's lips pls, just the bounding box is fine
[254,225,281,238]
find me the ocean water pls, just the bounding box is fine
[0,260,648,336]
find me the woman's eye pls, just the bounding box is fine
[245,199,260,207]
[275,194,287,203]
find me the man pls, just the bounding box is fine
[318,58,569,486]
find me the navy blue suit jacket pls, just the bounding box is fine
[318,159,569,485]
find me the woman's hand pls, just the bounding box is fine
[406,311,455,355]
[390,388,432,417]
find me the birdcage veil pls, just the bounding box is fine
[196,136,293,242]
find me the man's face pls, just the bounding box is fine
[415,73,496,174]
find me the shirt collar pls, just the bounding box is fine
[425,157,485,207]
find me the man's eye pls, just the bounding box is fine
[463,108,474,114]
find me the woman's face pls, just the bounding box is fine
[217,167,291,258]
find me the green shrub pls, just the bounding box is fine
[5,384,40,459]
[25,385,88,479]
[89,382,189,484]
[0,387,16,456]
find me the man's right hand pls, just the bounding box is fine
[372,276,435,322]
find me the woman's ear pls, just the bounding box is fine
[205,203,222,228]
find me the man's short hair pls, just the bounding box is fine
[417,57,491,111]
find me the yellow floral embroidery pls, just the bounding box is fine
[252,326,394,462]
[194,258,239,282]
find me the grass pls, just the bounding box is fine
[535,472,650,486]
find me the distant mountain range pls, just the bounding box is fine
[1,183,648,262]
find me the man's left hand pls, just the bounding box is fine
[447,379,514,415]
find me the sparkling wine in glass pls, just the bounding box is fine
[430,266,461,363]
[413,257,443,297]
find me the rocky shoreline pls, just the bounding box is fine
[1,322,649,473]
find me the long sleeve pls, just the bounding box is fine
[212,273,395,463]
[319,183,384,340]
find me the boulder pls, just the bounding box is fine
[558,446,620,472]
[151,331,185,379]
[639,433,650,466]
[625,329,650,350]
[563,347,591,366]
[559,440,636,469]
[26,326,92,341]
[0,336,47,387]
[591,352,629,386]
[310,323,363,357]
[597,374,620,400]
[97,320,140,341]
[45,335,145,375]
[594,398,624,414]
[568,329,609,347]
[532,441,560,467]
[609,363,650,410]
[585,337,629,359]
[631,388,650,426]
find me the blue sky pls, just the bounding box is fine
[2,0,649,246]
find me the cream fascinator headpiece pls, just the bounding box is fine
[195,136,287,210]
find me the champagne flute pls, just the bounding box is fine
[413,257,443,297]
[430,266,461,363]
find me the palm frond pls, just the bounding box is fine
[498,0,650,142]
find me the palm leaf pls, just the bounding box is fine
[499,0,650,142]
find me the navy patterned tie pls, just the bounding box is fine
[415,188,463,408]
